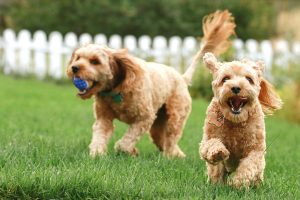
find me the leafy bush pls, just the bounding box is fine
[189,47,235,100]
[189,64,213,100]
[273,61,300,123]
[1,0,277,40]
[278,83,300,123]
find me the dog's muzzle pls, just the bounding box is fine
[227,96,248,114]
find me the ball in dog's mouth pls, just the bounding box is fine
[73,77,98,95]
[227,96,248,114]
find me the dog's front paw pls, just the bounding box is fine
[200,139,229,164]
[89,143,107,158]
[114,140,139,156]
[206,147,229,165]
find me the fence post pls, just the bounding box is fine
[124,35,137,55]
[182,36,197,71]
[94,34,107,46]
[79,33,93,46]
[3,29,17,74]
[64,32,78,67]
[33,30,47,79]
[274,40,290,68]
[138,35,151,59]
[245,39,260,60]
[153,36,167,63]
[169,36,182,72]
[260,40,273,76]
[233,39,244,60]
[49,31,63,79]
[109,34,122,49]
[18,30,32,75]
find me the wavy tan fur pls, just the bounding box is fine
[66,10,235,158]
[67,44,191,158]
[183,10,236,84]
[200,53,282,189]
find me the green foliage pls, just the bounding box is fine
[1,0,276,40]
[189,64,213,100]
[272,61,300,124]
[278,82,300,124]
[0,74,299,198]
[189,48,235,100]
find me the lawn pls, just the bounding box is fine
[0,74,299,199]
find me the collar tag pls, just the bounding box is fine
[99,91,122,104]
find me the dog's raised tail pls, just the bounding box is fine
[182,10,236,84]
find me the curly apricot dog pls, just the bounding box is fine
[199,52,282,188]
[66,10,235,158]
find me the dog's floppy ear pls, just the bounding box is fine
[111,49,143,91]
[259,78,282,114]
[203,52,219,73]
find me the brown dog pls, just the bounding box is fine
[66,10,235,158]
[200,52,282,188]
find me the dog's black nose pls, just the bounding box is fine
[72,66,79,74]
[231,87,241,94]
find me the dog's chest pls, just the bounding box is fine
[220,122,265,158]
[104,96,153,124]
[111,103,141,123]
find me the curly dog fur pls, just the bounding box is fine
[199,52,282,188]
[66,10,235,158]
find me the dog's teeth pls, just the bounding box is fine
[239,102,244,110]
[231,106,242,113]
[78,90,87,94]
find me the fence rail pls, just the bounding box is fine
[0,29,300,80]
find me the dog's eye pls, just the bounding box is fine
[222,76,230,83]
[246,76,254,84]
[90,59,100,65]
[75,56,80,61]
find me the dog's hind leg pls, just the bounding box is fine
[149,105,168,151]
[155,89,191,158]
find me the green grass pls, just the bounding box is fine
[0,74,299,199]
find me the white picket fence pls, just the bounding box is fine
[0,28,300,80]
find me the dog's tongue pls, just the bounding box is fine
[230,96,247,111]
[232,97,243,110]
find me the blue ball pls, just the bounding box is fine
[73,77,89,91]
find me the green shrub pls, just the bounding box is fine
[189,64,213,100]
[278,82,300,123]
[274,61,300,123]
[189,46,235,100]
[1,0,277,40]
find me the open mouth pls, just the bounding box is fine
[73,77,98,96]
[77,81,98,95]
[227,96,248,114]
